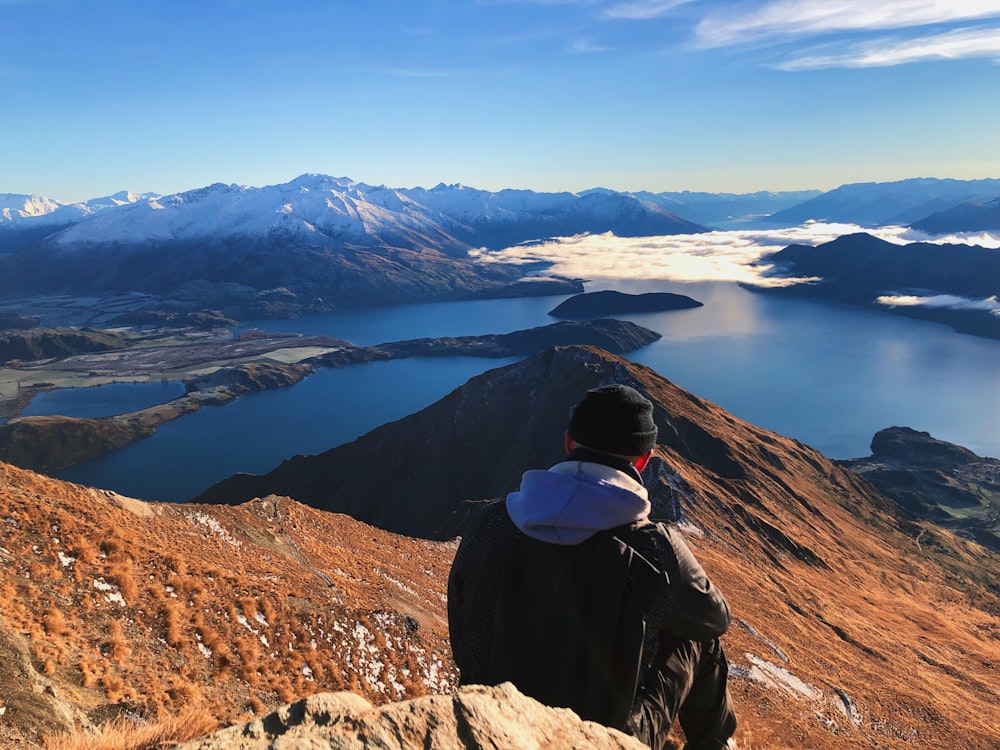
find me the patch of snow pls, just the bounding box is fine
[737,619,789,663]
[377,570,418,597]
[260,634,270,648]
[188,512,242,547]
[93,577,126,607]
[197,642,212,659]
[745,654,822,701]
[236,614,255,632]
[301,664,313,679]
[57,552,76,568]
[255,611,268,627]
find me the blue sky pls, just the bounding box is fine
[3,0,1000,201]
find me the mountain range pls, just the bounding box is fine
[767,177,1000,227]
[6,344,998,749]
[2,176,999,323]
[0,175,710,319]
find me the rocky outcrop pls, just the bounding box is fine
[549,290,702,318]
[840,426,1000,551]
[176,683,645,750]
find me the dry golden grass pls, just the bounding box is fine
[0,462,456,748]
[43,708,218,750]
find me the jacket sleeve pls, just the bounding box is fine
[653,524,731,641]
[447,539,469,679]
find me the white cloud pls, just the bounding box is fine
[473,221,910,285]
[474,222,1000,286]
[570,37,613,52]
[604,0,693,20]
[877,293,1000,314]
[777,27,1000,69]
[697,1,1000,46]
[902,227,1000,247]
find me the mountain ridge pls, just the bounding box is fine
[767,177,1000,226]
[2,346,999,748]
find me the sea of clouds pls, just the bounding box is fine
[475,222,1000,315]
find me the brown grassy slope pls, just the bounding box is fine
[0,462,456,748]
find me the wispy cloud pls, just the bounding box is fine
[603,0,693,20]
[570,37,613,52]
[697,0,1000,46]
[473,222,1000,285]
[877,293,1000,314]
[382,68,467,78]
[777,27,1000,69]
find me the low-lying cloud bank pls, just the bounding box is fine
[476,221,1000,288]
[878,293,1000,316]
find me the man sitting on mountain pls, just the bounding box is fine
[447,384,737,750]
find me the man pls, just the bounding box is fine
[448,383,737,750]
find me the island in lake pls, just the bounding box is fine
[548,290,703,318]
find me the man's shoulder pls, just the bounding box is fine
[462,497,512,531]
[454,498,518,553]
[615,520,682,562]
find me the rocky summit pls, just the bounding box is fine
[175,682,645,750]
[2,345,999,749]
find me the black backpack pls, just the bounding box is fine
[486,521,666,729]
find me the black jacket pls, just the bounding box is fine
[448,495,730,724]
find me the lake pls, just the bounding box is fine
[51,280,1000,502]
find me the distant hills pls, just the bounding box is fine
[767,177,1000,226]
[910,196,1000,235]
[756,232,1000,339]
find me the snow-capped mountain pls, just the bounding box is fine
[0,193,64,222]
[48,175,472,257]
[11,175,721,315]
[0,190,154,226]
[13,174,702,257]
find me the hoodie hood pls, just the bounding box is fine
[505,460,650,545]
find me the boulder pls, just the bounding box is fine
[176,682,646,750]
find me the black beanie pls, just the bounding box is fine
[568,384,657,456]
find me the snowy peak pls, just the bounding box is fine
[0,193,66,221]
[15,174,705,254]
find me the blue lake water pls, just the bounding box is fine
[53,280,1000,502]
[23,381,186,419]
